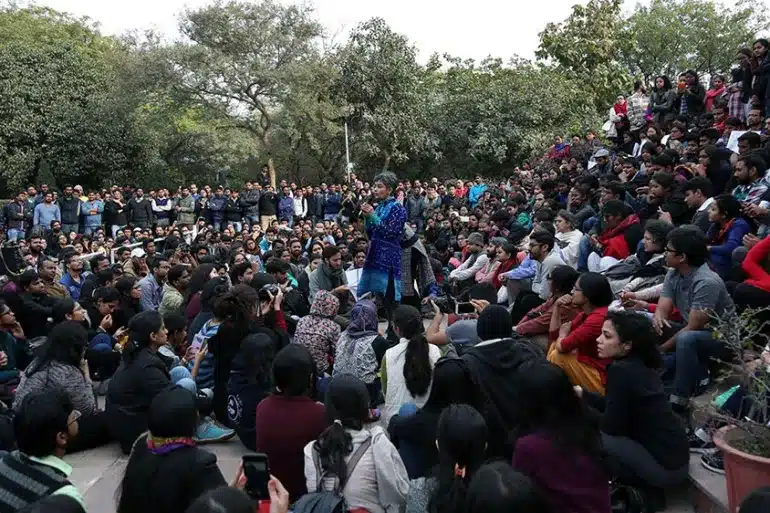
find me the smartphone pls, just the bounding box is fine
[455,302,475,315]
[359,291,373,300]
[242,453,270,500]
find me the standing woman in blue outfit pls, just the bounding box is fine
[357,172,408,324]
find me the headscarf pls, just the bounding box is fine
[346,299,378,340]
[309,290,339,319]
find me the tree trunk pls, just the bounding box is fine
[382,151,391,172]
[260,131,277,189]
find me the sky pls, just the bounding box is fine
[31,0,603,62]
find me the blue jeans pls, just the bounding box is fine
[582,216,599,233]
[665,330,725,399]
[7,229,24,243]
[171,366,197,394]
[229,221,242,232]
[577,235,593,272]
[245,215,259,228]
[323,214,338,222]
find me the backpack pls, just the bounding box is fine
[292,437,372,513]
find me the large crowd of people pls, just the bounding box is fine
[5,38,770,513]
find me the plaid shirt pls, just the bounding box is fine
[733,180,768,205]
[727,82,744,121]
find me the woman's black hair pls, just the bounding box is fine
[753,38,770,51]
[13,389,73,458]
[272,344,316,397]
[654,75,672,90]
[116,387,203,513]
[232,333,275,387]
[122,310,163,363]
[423,358,484,413]
[739,486,770,513]
[712,193,742,221]
[429,405,488,513]
[393,305,433,397]
[516,362,605,465]
[229,262,252,284]
[50,298,77,324]
[644,219,674,248]
[18,495,86,513]
[499,242,517,257]
[199,277,229,312]
[185,263,216,304]
[548,265,579,296]
[577,272,613,307]
[313,374,370,487]
[115,275,138,297]
[185,487,254,513]
[29,321,88,376]
[650,171,675,191]
[466,461,551,513]
[93,286,120,304]
[605,311,663,369]
[163,312,186,335]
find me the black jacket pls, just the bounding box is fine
[103,200,128,228]
[240,189,261,217]
[106,347,171,454]
[225,198,242,222]
[127,198,153,225]
[118,433,227,513]
[58,196,81,225]
[584,356,689,470]
[461,337,545,460]
[16,293,54,340]
[259,191,277,216]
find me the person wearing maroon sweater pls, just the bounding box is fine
[255,344,327,501]
[547,272,613,395]
[513,362,611,513]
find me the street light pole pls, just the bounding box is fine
[344,119,351,183]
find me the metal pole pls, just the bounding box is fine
[344,119,351,182]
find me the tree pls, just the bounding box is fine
[536,0,633,111]
[337,18,434,171]
[0,6,148,192]
[165,0,324,187]
[622,0,769,82]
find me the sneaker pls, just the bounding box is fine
[701,451,725,474]
[688,430,715,453]
[194,419,236,444]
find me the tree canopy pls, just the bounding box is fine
[0,0,764,193]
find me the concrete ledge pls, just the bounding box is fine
[688,453,729,513]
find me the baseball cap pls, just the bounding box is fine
[131,248,146,258]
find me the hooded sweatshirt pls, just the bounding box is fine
[293,290,340,375]
[461,336,545,460]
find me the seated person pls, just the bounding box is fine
[106,311,232,454]
[547,272,613,395]
[583,311,688,506]
[513,363,611,513]
[0,300,32,389]
[567,185,596,229]
[14,321,110,453]
[15,270,55,340]
[448,232,489,292]
[308,246,348,303]
[586,200,643,273]
[507,230,566,325]
[426,282,498,351]
[515,265,579,348]
[116,387,235,513]
[293,290,340,376]
[654,226,735,417]
[705,194,751,278]
[603,219,672,294]
[0,390,84,510]
[554,211,583,268]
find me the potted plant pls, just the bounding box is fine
[708,307,770,512]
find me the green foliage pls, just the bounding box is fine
[622,0,770,82]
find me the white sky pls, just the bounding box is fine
[30,0,605,61]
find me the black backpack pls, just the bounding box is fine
[292,437,372,513]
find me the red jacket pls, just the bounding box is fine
[598,215,641,260]
[492,257,518,289]
[550,306,612,383]
[742,236,770,292]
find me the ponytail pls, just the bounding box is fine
[123,311,163,363]
[313,421,354,486]
[394,305,433,397]
[404,333,432,396]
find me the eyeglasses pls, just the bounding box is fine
[664,247,679,255]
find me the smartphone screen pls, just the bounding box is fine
[455,302,476,315]
[243,453,270,500]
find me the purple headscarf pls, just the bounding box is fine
[346,299,379,340]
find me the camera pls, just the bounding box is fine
[433,296,456,314]
[258,284,280,301]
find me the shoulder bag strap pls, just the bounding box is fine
[339,436,372,490]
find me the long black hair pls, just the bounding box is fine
[28,321,88,377]
[429,405,488,513]
[516,362,605,467]
[122,310,163,363]
[231,333,275,387]
[273,344,317,398]
[422,358,484,413]
[186,263,216,304]
[393,305,433,397]
[314,374,370,486]
[605,311,663,369]
[466,461,551,513]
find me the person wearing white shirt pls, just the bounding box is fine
[448,232,489,288]
[554,211,583,268]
